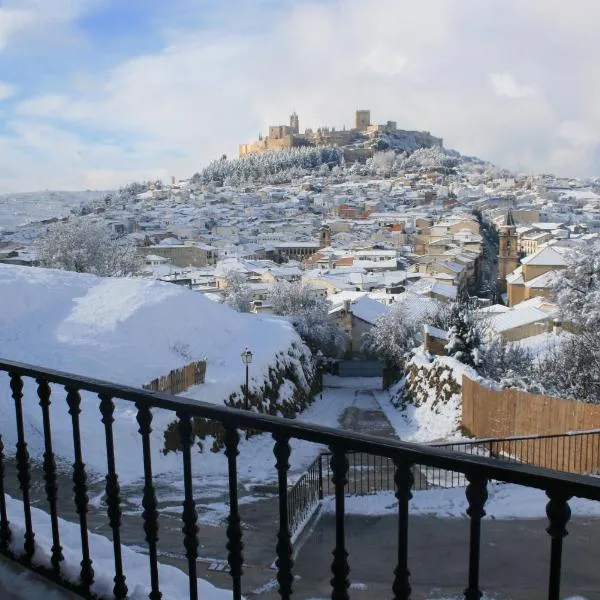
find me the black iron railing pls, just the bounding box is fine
[287,430,600,536]
[437,430,600,475]
[1,358,600,600]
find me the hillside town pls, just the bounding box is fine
[2,111,600,600]
[2,111,599,365]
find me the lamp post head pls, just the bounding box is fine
[241,348,253,365]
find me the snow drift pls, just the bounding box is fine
[0,264,311,482]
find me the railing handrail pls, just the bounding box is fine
[431,429,600,446]
[2,357,600,500]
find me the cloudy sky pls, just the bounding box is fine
[1,0,600,192]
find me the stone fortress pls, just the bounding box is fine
[239,110,443,162]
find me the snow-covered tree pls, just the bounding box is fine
[35,219,141,277]
[223,271,252,313]
[268,281,346,355]
[445,298,482,368]
[477,339,534,385]
[362,302,421,370]
[538,241,600,402]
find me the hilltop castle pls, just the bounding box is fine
[239,110,442,161]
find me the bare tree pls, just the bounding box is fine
[35,218,141,277]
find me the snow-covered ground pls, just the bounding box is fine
[4,494,230,600]
[0,264,308,484]
[322,483,600,519]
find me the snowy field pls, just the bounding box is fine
[0,191,103,231]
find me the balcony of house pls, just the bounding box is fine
[0,358,599,600]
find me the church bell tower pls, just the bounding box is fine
[497,209,519,295]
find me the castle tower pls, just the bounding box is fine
[497,209,519,295]
[319,225,332,249]
[290,112,299,134]
[355,109,371,131]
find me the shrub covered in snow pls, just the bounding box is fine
[268,281,347,356]
[362,301,421,370]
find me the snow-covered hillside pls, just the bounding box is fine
[0,264,310,481]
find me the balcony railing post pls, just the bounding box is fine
[392,457,414,600]
[66,386,95,593]
[11,373,35,562]
[464,474,488,600]
[0,432,11,551]
[318,454,324,500]
[177,411,199,600]
[546,490,571,600]
[37,379,63,577]
[136,403,162,600]
[99,394,128,600]
[224,424,244,600]
[329,446,349,600]
[274,433,294,600]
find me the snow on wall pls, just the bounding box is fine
[0,264,312,482]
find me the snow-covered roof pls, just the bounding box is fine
[490,305,554,333]
[521,245,569,267]
[423,324,449,340]
[350,296,389,325]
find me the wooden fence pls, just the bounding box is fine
[143,360,207,395]
[462,376,600,474]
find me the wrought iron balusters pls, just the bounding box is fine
[66,386,94,591]
[329,446,350,600]
[99,394,128,599]
[224,424,244,600]
[0,432,10,551]
[178,411,199,600]
[392,458,414,600]
[11,373,35,561]
[136,403,162,600]
[546,490,571,600]
[37,379,63,575]
[274,433,293,600]
[464,474,488,600]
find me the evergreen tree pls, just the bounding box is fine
[445,296,482,368]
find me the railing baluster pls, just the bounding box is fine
[11,373,35,561]
[318,454,324,500]
[464,474,488,600]
[38,379,63,576]
[178,411,199,600]
[392,457,413,600]
[0,431,11,551]
[546,491,571,600]
[136,404,162,600]
[274,433,294,600]
[66,386,94,592]
[99,394,128,599]
[329,446,349,600]
[224,425,244,600]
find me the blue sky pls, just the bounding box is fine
[1,0,600,191]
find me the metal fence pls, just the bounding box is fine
[1,358,600,600]
[287,430,600,537]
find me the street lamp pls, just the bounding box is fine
[241,347,253,410]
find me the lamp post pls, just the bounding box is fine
[241,347,253,410]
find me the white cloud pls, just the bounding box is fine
[0,82,16,101]
[0,8,35,51]
[4,0,600,190]
[490,72,535,99]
